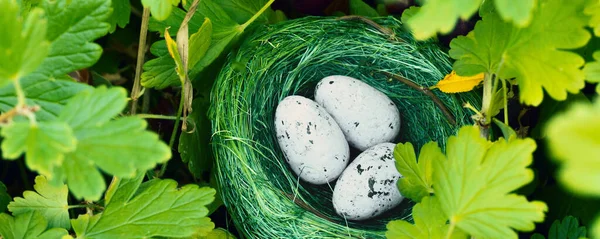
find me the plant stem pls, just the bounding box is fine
[157,92,185,178]
[130,7,151,115]
[240,0,275,30]
[501,78,508,125]
[13,79,26,108]
[136,114,183,121]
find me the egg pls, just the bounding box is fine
[332,143,403,220]
[315,75,401,151]
[275,95,350,184]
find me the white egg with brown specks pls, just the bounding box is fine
[332,143,403,220]
[315,75,401,151]
[275,95,350,184]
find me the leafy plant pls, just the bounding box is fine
[389,126,547,239]
[530,216,587,239]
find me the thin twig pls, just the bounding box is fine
[130,7,151,115]
[158,92,185,178]
[380,71,457,125]
[281,191,336,223]
[337,15,398,41]
[136,114,183,121]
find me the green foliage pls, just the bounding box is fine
[393,142,441,202]
[141,0,275,89]
[0,0,48,87]
[179,98,213,178]
[449,0,591,106]
[349,0,379,17]
[58,87,171,200]
[0,78,92,121]
[108,0,131,33]
[530,216,587,239]
[546,99,600,196]
[72,173,216,238]
[0,211,69,239]
[1,87,172,201]
[218,0,278,25]
[0,182,9,212]
[386,196,467,239]
[406,0,535,40]
[389,126,547,238]
[199,228,237,239]
[189,18,213,73]
[0,122,76,178]
[586,0,600,36]
[8,176,69,229]
[29,0,111,82]
[142,0,179,21]
[584,51,600,94]
[434,126,546,238]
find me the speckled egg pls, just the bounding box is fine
[275,95,350,184]
[315,75,401,151]
[332,143,403,220]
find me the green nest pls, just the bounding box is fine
[210,16,480,238]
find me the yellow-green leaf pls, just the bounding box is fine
[434,126,547,238]
[0,0,49,86]
[164,29,185,82]
[394,142,442,202]
[545,99,600,196]
[8,176,69,229]
[431,71,484,93]
[386,196,467,239]
[583,51,600,94]
[189,18,212,71]
[450,0,591,106]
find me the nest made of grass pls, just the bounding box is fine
[209,16,481,238]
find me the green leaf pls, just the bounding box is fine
[394,142,442,202]
[545,99,600,196]
[0,0,49,86]
[0,78,92,121]
[593,217,600,239]
[449,0,591,106]
[148,7,204,37]
[386,196,467,239]
[141,41,180,89]
[8,175,69,229]
[0,182,10,212]
[218,0,274,25]
[492,118,517,141]
[400,6,420,24]
[164,30,185,82]
[548,216,587,239]
[493,0,536,27]
[142,0,179,21]
[179,98,213,178]
[58,86,128,131]
[584,51,600,94]
[0,121,76,179]
[406,0,536,40]
[72,173,216,238]
[586,0,600,36]
[0,211,69,239]
[27,0,111,81]
[349,0,379,17]
[189,18,212,72]
[199,228,237,239]
[55,87,171,200]
[434,126,547,238]
[530,233,546,239]
[108,0,131,33]
[531,92,589,139]
[142,0,275,89]
[407,0,481,40]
